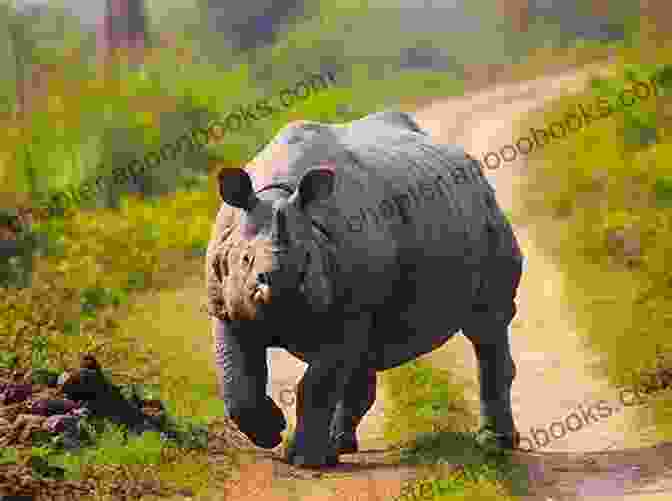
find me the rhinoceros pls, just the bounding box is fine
[205,110,524,467]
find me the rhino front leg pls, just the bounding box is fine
[212,317,286,448]
[287,313,373,468]
[329,365,377,454]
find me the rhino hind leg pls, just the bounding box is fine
[329,366,377,454]
[462,258,522,449]
[463,318,518,448]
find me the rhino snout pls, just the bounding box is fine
[253,272,275,304]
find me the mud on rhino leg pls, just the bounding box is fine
[329,365,377,454]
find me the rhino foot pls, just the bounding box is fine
[330,430,358,454]
[287,451,340,468]
[475,425,520,451]
[286,429,340,468]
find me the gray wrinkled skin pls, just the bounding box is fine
[205,110,524,467]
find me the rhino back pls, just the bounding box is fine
[239,113,519,310]
[339,127,514,311]
[246,112,507,258]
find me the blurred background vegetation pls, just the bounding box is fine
[0,0,670,497]
[0,0,643,214]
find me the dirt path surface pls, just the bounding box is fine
[153,59,672,500]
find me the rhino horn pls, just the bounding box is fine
[217,168,259,211]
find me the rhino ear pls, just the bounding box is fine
[217,168,258,211]
[293,167,335,211]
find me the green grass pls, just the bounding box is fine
[396,430,532,499]
[0,380,230,497]
[52,426,165,473]
[380,359,530,499]
[382,358,477,446]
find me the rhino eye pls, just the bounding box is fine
[242,253,253,266]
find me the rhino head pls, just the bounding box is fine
[212,166,338,323]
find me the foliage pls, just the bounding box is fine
[512,46,672,441]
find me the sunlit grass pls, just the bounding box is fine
[380,360,529,499]
[381,359,477,446]
[42,420,228,499]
